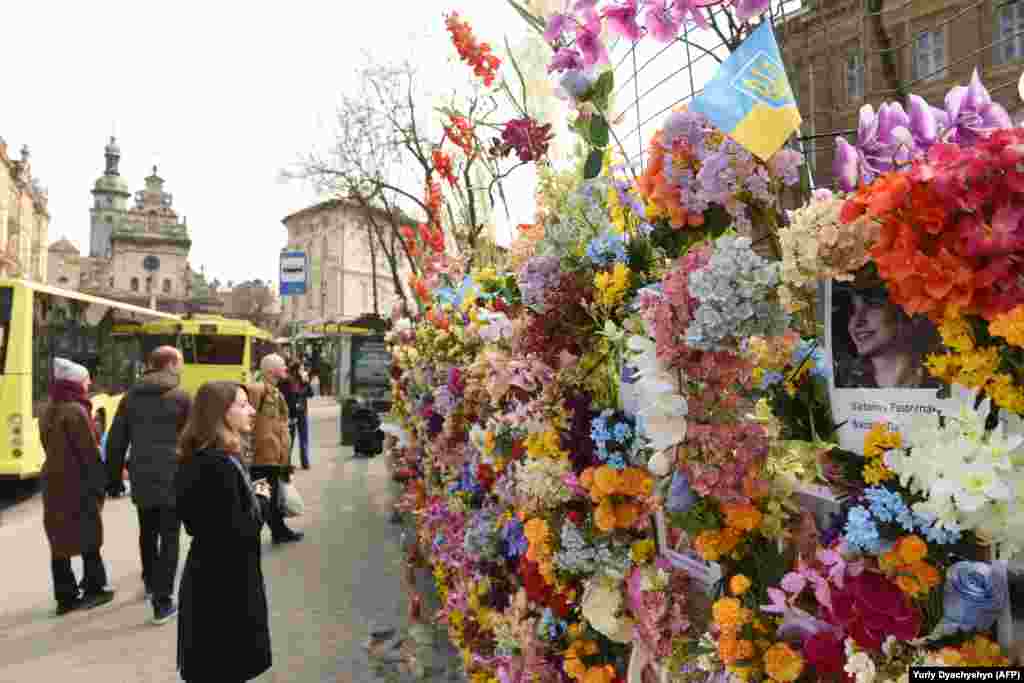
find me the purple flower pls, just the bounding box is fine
[943,68,1013,145]
[644,2,682,42]
[548,47,584,73]
[907,93,941,148]
[576,26,609,68]
[543,13,569,43]
[501,517,528,559]
[834,136,860,192]
[604,0,643,41]
[666,471,696,513]
[670,0,709,30]
[733,0,771,21]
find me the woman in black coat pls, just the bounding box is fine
[175,381,270,683]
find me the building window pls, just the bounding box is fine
[130,277,139,292]
[911,28,946,82]
[997,0,1024,65]
[846,51,864,101]
[58,276,69,286]
[163,278,172,294]
[109,277,115,288]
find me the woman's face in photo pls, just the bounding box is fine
[224,388,256,434]
[847,293,901,357]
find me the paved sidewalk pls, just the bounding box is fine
[0,398,459,682]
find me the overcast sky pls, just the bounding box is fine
[4,1,740,287]
[3,1,549,286]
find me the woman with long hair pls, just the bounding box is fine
[279,361,313,469]
[175,381,270,683]
[833,285,944,389]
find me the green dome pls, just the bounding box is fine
[93,174,130,195]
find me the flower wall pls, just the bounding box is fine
[386,8,1023,683]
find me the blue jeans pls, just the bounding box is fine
[289,413,310,468]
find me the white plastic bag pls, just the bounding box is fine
[278,480,305,518]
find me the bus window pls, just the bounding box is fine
[192,335,245,365]
[0,287,11,375]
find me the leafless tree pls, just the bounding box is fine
[285,55,536,302]
[229,280,278,331]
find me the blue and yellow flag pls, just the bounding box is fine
[690,22,801,161]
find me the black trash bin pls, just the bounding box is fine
[352,402,384,457]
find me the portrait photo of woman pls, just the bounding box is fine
[831,282,945,390]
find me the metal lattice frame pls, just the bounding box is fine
[610,0,1024,187]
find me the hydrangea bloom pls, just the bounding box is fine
[585,229,627,266]
[686,235,790,351]
[517,254,562,312]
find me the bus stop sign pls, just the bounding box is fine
[280,251,307,296]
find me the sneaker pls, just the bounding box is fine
[152,601,177,625]
[79,589,115,610]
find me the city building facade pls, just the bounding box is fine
[280,199,410,329]
[778,0,1024,187]
[47,138,212,313]
[0,138,50,281]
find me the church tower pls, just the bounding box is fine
[89,137,130,258]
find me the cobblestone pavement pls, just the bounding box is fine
[0,398,461,683]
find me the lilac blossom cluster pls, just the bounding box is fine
[517,254,562,312]
[834,69,1014,191]
[657,109,803,232]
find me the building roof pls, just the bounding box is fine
[281,197,413,227]
[49,237,80,254]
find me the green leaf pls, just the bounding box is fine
[583,149,603,179]
[585,71,615,111]
[589,116,609,148]
[506,0,547,35]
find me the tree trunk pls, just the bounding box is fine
[368,220,380,315]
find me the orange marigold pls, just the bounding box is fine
[723,502,763,532]
[763,642,805,682]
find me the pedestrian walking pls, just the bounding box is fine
[105,346,191,625]
[309,371,321,397]
[40,358,115,616]
[175,381,271,683]
[280,361,313,469]
[247,353,304,544]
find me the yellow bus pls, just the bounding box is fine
[133,315,276,396]
[0,279,181,480]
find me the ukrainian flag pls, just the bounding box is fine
[690,22,801,161]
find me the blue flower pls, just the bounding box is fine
[612,422,632,442]
[501,518,528,559]
[666,471,696,513]
[940,561,1009,633]
[586,230,627,266]
[844,506,882,554]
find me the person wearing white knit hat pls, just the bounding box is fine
[41,356,115,615]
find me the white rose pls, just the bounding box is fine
[648,449,675,477]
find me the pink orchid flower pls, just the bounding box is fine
[780,558,833,613]
[761,586,789,614]
[604,0,644,41]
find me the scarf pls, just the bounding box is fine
[49,379,98,442]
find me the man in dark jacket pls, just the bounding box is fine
[106,346,192,625]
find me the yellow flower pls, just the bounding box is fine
[729,574,752,596]
[631,539,656,564]
[594,262,631,308]
[863,459,894,485]
[763,642,805,682]
[863,422,901,458]
[723,502,763,532]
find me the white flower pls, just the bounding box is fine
[844,651,877,683]
[581,576,633,643]
[627,333,688,452]
[647,449,675,477]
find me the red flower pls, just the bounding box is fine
[519,557,551,604]
[444,115,475,157]
[432,148,458,186]
[476,464,495,490]
[803,629,845,677]
[566,510,582,525]
[490,117,553,163]
[444,12,501,86]
[830,571,922,651]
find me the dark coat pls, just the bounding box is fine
[279,378,313,417]
[176,448,271,681]
[40,400,106,559]
[106,369,191,509]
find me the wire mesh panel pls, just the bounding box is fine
[610,0,1024,188]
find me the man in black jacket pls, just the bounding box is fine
[106,346,192,625]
